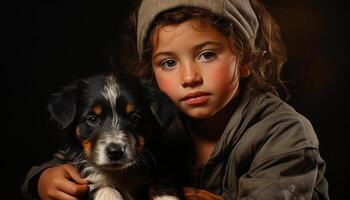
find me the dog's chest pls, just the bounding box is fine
[82,165,151,199]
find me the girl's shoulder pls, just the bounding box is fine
[250,91,308,123]
[245,91,319,152]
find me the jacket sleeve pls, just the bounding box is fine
[21,158,63,200]
[222,112,329,200]
[229,148,328,200]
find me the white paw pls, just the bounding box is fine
[153,195,181,200]
[94,187,124,200]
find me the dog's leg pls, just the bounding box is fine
[93,187,124,200]
[152,196,181,200]
[149,184,183,200]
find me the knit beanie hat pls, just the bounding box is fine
[137,0,259,56]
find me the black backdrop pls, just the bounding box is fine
[5,0,346,199]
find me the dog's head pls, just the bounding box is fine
[48,72,176,170]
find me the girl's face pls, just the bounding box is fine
[151,20,245,119]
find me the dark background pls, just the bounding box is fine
[5,0,346,199]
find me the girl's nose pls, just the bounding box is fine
[180,62,203,87]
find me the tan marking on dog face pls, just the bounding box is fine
[76,127,81,138]
[137,136,145,150]
[76,127,92,159]
[91,105,103,115]
[126,103,135,114]
[82,139,92,159]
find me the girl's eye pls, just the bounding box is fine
[86,115,100,126]
[160,59,177,69]
[198,51,217,62]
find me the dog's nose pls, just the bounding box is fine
[106,143,125,161]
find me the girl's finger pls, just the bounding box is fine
[57,179,89,196]
[63,164,89,184]
[52,190,79,200]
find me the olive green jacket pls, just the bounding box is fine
[168,90,329,200]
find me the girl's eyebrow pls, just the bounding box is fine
[152,51,175,60]
[152,41,223,59]
[192,41,223,51]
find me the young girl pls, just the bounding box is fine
[22,0,329,199]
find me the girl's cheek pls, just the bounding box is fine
[158,79,174,93]
[207,62,239,91]
[154,72,179,101]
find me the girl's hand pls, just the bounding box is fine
[183,187,223,200]
[38,164,89,200]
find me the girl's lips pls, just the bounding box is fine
[184,95,209,105]
[181,91,210,105]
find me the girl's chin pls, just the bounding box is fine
[181,108,216,119]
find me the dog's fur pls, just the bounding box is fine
[49,72,181,200]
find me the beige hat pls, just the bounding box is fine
[137,0,259,56]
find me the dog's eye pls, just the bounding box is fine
[86,114,100,126]
[129,112,141,123]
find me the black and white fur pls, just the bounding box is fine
[49,72,181,200]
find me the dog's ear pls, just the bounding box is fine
[48,81,79,129]
[142,80,178,128]
[151,92,177,128]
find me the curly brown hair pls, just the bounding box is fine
[117,0,287,97]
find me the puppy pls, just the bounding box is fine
[48,72,178,200]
